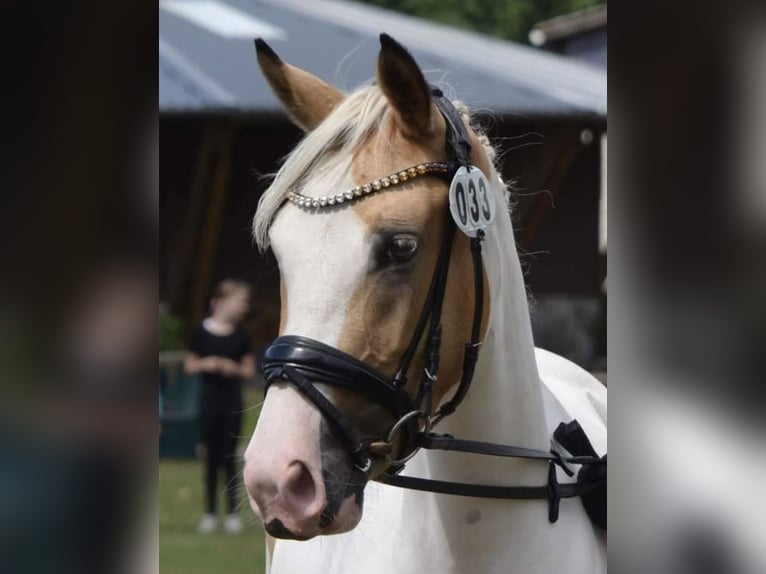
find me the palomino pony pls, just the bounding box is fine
[244,35,607,574]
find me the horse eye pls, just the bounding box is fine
[386,235,419,263]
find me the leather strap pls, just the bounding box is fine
[415,219,457,417]
[434,230,485,419]
[421,434,564,463]
[420,433,599,466]
[262,336,416,418]
[378,473,554,499]
[393,213,457,390]
[280,365,370,470]
[431,87,472,168]
[378,460,598,523]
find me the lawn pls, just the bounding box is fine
[160,389,265,574]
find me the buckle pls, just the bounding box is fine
[547,462,561,523]
[385,410,431,466]
[354,456,372,474]
[549,442,575,477]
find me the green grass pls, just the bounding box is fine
[160,389,265,574]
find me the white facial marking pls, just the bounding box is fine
[270,166,371,346]
[245,162,373,536]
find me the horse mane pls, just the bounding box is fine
[253,84,504,251]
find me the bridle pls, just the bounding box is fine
[259,88,605,525]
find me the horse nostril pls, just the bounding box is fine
[282,461,317,513]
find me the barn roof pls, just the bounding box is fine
[159,0,606,117]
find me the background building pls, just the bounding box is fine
[160,0,607,369]
[529,4,607,69]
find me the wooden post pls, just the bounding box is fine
[167,123,215,313]
[190,122,236,326]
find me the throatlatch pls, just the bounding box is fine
[259,88,607,527]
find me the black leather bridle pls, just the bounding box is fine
[259,89,606,526]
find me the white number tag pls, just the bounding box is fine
[448,166,495,237]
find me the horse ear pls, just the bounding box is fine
[254,39,343,131]
[376,34,433,138]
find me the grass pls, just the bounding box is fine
[160,388,265,574]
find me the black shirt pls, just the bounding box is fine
[188,323,251,413]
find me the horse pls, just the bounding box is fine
[243,34,607,574]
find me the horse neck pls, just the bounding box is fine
[424,177,549,485]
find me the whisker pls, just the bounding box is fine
[238,401,265,414]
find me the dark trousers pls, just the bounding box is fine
[200,409,242,514]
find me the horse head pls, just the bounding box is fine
[243,34,494,540]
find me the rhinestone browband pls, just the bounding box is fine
[286,161,450,209]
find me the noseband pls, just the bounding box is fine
[260,89,606,526]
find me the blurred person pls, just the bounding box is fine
[184,279,255,535]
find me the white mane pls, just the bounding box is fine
[252,84,502,251]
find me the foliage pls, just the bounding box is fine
[358,0,605,43]
[160,388,265,573]
[160,306,185,351]
[159,459,266,574]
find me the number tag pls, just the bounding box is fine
[448,166,495,237]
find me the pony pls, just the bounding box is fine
[243,34,607,574]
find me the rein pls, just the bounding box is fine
[259,88,605,525]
